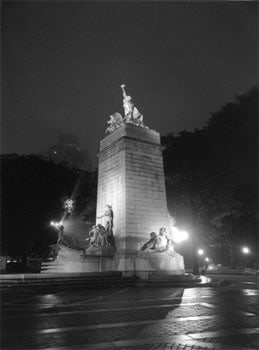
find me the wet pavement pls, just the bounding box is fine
[1,275,259,349]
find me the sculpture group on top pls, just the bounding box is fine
[106,84,148,134]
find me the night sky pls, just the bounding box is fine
[1,1,257,160]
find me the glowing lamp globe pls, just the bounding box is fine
[171,227,189,243]
[242,247,250,254]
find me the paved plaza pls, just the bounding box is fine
[1,275,259,349]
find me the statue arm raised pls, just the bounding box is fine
[121,84,127,98]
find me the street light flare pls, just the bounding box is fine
[50,221,63,229]
[198,249,204,255]
[171,227,189,243]
[242,246,250,254]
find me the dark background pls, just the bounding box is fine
[1,1,257,159]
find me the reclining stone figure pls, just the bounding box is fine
[141,227,175,254]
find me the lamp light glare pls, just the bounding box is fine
[171,227,189,243]
[242,247,250,254]
[181,231,189,241]
[50,221,63,229]
[198,249,204,255]
[205,257,209,262]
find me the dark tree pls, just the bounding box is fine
[0,154,83,256]
[162,87,258,271]
[73,169,97,224]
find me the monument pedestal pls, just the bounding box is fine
[113,250,185,279]
[44,86,187,280]
[42,245,116,274]
[96,122,185,278]
[97,123,171,251]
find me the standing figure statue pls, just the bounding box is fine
[121,84,134,120]
[57,225,68,246]
[121,84,144,126]
[96,204,115,246]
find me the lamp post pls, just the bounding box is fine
[241,246,250,269]
[197,248,205,275]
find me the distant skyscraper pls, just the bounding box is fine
[48,134,91,171]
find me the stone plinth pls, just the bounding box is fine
[96,123,185,277]
[41,245,115,274]
[96,123,170,253]
[114,250,185,279]
[134,251,185,279]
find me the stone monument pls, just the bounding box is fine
[96,84,185,279]
[44,84,185,278]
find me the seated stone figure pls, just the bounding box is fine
[85,224,115,256]
[55,225,71,248]
[140,232,156,251]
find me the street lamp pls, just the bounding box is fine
[241,246,251,269]
[205,257,209,262]
[64,198,74,215]
[50,221,63,230]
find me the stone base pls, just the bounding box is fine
[42,245,115,274]
[43,245,185,279]
[114,250,185,280]
[85,245,116,257]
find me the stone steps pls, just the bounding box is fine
[41,257,101,274]
[0,271,129,292]
[0,271,204,293]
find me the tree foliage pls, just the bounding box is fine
[162,87,258,267]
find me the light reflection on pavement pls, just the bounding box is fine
[1,275,258,349]
[242,289,259,296]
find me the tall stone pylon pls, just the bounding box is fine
[96,85,184,277]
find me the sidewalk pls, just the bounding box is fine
[1,275,258,349]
